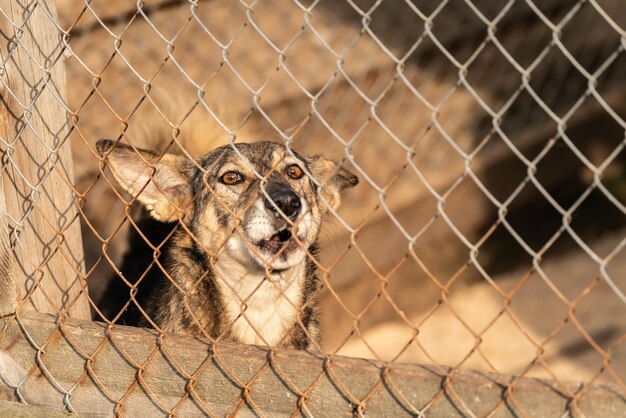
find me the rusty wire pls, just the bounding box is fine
[0,0,625,416]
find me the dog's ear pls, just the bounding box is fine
[96,139,194,222]
[307,155,358,212]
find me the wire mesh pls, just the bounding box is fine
[0,0,625,416]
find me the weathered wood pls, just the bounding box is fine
[0,312,623,417]
[0,399,72,417]
[0,0,89,319]
[0,175,16,316]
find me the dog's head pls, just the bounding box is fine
[97,140,358,271]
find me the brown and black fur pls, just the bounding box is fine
[96,140,357,350]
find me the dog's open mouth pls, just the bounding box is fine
[258,228,296,254]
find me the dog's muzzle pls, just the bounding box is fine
[257,182,302,255]
[237,181,311,270]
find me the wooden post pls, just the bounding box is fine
[0,0,89,319]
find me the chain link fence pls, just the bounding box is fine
[0,0,625,415]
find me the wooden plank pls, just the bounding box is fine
[0,161,16,316]
[0,0,89,319]
[0,312,623,417]
[0,399,73,417]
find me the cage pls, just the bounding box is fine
[0,0,624,416]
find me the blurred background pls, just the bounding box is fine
[59,0,625,387]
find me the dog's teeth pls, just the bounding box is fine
[268,233,280,242]
[258,229,293,253]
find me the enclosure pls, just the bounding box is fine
[0,0,625,416]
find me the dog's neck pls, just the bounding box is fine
[157,230,317,348]
[212,256,307,347]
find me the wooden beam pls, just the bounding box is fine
[0,174,16,316]
[0,312,623,416]
[0,0,89,319]
[0,399,72,417]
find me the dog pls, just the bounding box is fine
[96,139,358,350]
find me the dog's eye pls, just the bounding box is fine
[220,171,244,185]
[286,164,304,180]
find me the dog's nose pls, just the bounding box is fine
[264,185,301,219]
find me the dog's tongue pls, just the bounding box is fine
[259,233,281,252]
[260,230,291,253]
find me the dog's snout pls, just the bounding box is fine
[264,184,301,219]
